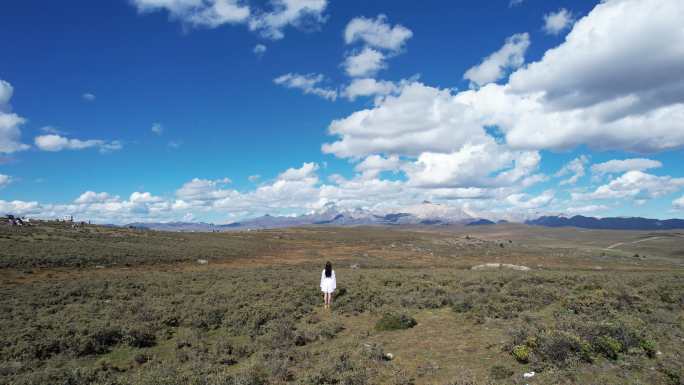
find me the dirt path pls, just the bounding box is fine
[607,236,665,249]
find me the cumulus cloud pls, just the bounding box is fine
[82,93,96,101]
[34,134,123,153]
[591,158,662,175]
[342,78,399,101]
[674,196,684,210]
[151,123,164,135]
[0,174,11,189]
[506,190,554,209]
[342,47,386,78]
[273,73,337,100]
[555,155,589,185]
[74,191,118,204]
[131,0,327,39]
[573,171,684,201]
[0,80,29,154]
[176,177,233,202]
[323,82,489,158]
[564,204,609,214]
[248,0,328,40]
[354,155,401,179]
[129,191,164,204]
[344,14,412,52]
[341,14,411,79]
[131,0,250,28]
[506,0,684,152]
[403,141,542,189]
[463,33,530,88]
[543,8,574,35]
[0,159,554,224]
[253,43,266,56]
[278,162,318,182]
[0,200,42,216]
[0,80,13,106]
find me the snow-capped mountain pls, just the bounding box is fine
[128,201,482,231]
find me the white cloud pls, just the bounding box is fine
[248,0,328,40]
[463,33,530,88]
[278,162,318,182]
[506,0,684,152]
[555,155,589,185]
[506,190,554,209]
[130,191,164,204]
[354,155,401,179]
[543,8,574,35]
[131,0,250,28]
[591,158,662,175]
[564,204,608,214]
[0,200,42,216]
[34,134,123,153]
[176,177,233,202]
[75,191,118,204]
[342,78,398,101]
[253,43,266,56]
[573,171,684,201]
[151,123,164,135]
[0,159,554,224]
[0,80,14,105]
[342,47,386,78]
[344,14,412,52]
[82,93,96,101]
[40,126,66,135]
[323,82,490,158]
[0,174,11,189]
[403,141,541,189]
[273,73,337,100]
[673,196,684,210]
[248,174,261,182]
[0,79,29,154]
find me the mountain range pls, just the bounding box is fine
[126,203,684,232]
[525,215,684,231]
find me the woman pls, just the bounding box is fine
[320,261,336,309]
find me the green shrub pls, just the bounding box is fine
[640,339,657,358]
[512,345,530,363]
[537,331,591,366]
[594,336,622,360]
[375,313,417,331]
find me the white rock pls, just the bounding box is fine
[197,259,208,265]
[471,263,530,271]
[523,371,535,378]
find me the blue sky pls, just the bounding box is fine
[1,0,683,223]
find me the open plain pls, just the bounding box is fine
[1,222,683,385]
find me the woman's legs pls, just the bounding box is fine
[323,293,333,308]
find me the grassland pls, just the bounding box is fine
[0,222,682,384]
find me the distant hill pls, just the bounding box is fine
[526,215,684,230]
[127,222,220,232]
[466,219,496,226]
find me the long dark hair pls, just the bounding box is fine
[324,261,332,278]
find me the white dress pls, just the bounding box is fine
[320,270,336,294]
